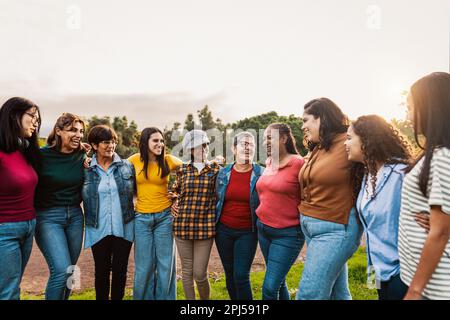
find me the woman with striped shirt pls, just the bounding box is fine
[399,72,450,300]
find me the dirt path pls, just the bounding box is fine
[22,240,308,295]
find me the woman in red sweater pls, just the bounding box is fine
[215,132,264,300]
[0,97,41,300]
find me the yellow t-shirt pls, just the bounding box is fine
[128,153,182,213]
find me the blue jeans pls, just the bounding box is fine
[257,219,304,300]
[35,206,84,300]
[0,219,36,300]
[215,222,258,300]
[378,273,408,300]
[296,208,362,300]
[133,208,176,300]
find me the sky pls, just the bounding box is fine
[0,0,448,136]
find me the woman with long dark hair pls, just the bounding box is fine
[345,115,412,300]
[296,98,362,300]
[399,72,450,300]
[0,97,41,300]
[128,127,182,300]
[256,123,305,300]
[34,113,87,300]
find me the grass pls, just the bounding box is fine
[21,247,377,300]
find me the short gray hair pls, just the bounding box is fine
[233,131,255,147]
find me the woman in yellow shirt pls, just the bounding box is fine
[128,127,182,300]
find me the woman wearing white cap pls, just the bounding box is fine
[170,129,221,300]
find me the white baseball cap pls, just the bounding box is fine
[182,130,210,151]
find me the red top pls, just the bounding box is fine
[0,151,38,223]
[220,167,253,229]
[256,156,304,228]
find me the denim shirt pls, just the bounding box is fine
[356,163,407,282]
[82,153,135,229]
[215,163,264,232]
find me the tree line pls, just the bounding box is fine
[39,105,420,159]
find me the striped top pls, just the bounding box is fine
[398,147,450,300]
[171,161,221,240]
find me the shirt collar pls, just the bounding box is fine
[90,153,121,168]
[187,160,212,172]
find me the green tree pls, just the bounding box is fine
[197,105,216,130]
[163,121,182,151]
[184,113,195,131]
[390,118,422,156]
[232,111,306,155]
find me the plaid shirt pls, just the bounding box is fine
[171,161,220,240]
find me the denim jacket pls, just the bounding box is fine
[82,153,136,228]
[356,163,407,282]
[215,163,264,232]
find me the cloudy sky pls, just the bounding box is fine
[0,0,448,136]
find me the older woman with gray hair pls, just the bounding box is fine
[170,129,221,300]
[215,132,264,300]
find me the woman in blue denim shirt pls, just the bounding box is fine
[215,132,264,300]
[344,115,412,300]
[82,125,135,300]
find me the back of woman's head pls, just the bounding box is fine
[303,97,349,151]
[267,123,299,155]
[352,115,412,166]
[409,72,450,196]
[410,72,450,149]
[0,97,41,169]
[352,115,412,197]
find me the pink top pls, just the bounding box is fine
[0,151,38,223]
[256,155,304,228]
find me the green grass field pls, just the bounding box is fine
[22,247,377,300]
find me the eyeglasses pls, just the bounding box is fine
[25,112,40,125]
[99,140,117,145]
[238,141,255,148]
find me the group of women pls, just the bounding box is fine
[0,71,449,300]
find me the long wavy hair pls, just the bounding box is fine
[47,113,85,151]
[0,97,41,170]
[406,72,450,197]
[303,97,350,152]
[139,127,170,179]
[267,123,299,155]
[352,115,412,198]
[302,98,363,203]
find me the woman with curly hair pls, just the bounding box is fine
[344,114,412,300]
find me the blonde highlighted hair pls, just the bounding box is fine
[47,113,85,151]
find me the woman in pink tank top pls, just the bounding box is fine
[256,123,305,300]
